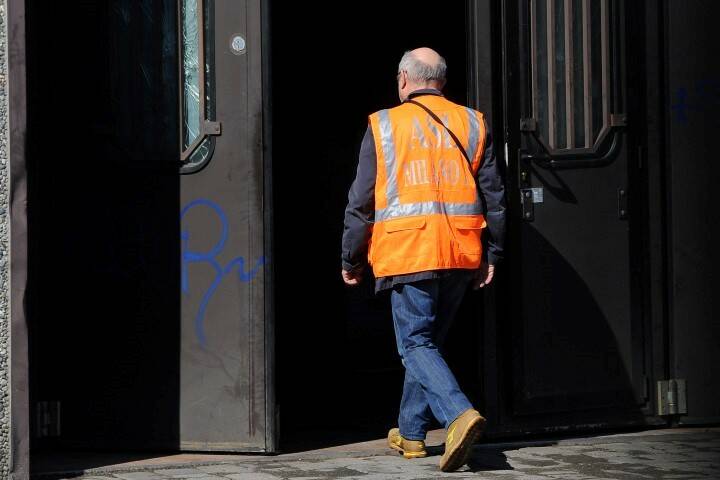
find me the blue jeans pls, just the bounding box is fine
[391,272,474,441]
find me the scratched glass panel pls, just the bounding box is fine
[181,0,200,149]
[535,0,550,145]
[533,0,620,151]
[572,0,586,148]
[203,1,215,131]
[181,0,215,168]
[553,0,566,149]
[608,0,622,112]
[590,0,604,141]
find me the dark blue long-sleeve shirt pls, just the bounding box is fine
[342,89,506,292]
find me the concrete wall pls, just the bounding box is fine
[0,1,11,477]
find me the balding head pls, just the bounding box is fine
[396,47,447,102]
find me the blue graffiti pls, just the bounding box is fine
[671,78,720,124]
[181,198,266,348]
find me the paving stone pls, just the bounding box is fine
[225,473,285,480]
[112,473,169,480]
[600,468,655,478]
[70,477,118,480]
[32,428,720,480]
[181,476,227,480]
[154,467,209,477]
[195,464,255,474]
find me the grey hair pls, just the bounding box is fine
[398,50,447,83]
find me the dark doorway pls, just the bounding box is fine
[25,0,182,472]
[270,2,482,449]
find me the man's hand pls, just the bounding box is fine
[341,269,363,286]
[472,262,495,289]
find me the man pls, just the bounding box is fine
[341,47,506,472]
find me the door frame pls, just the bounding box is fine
[632,0,671,424]
[261,0,277,453]
[466,0,505,437]
[8,0,30,475]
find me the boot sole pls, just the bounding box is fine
[439,415,486,472]
[389,443,427,459]
[387,432,427,459]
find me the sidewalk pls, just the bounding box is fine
[33,427,720,479]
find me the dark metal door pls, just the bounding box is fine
[178,0,273,451]
[664,0,720,425]
[500,0,650,431]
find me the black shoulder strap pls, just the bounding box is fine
[406,99,472,164]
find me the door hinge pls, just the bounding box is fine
[657,379,687,416]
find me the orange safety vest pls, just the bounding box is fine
[367,95,487,277]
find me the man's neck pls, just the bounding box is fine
[406,88,444,101]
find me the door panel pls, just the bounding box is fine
[666,0,720,424]
[516,162,636,414]
[179,0,270,451]
[503,0,647,427]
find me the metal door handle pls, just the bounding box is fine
[519,115,625,169]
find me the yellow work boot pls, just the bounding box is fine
[439,408,486,472]
[387,427,427,459]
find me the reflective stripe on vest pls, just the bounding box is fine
[374,107,484,223]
